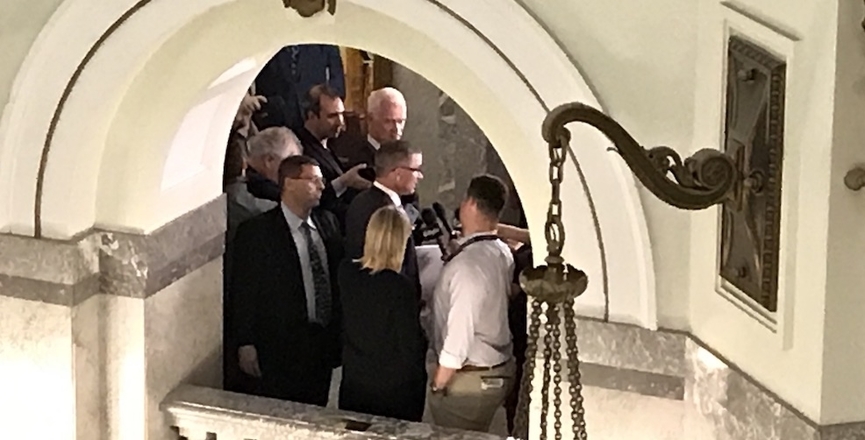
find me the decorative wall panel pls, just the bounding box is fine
[719,35,787,313]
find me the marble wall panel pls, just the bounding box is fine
[0,295,75,439]
[145,259,223,440]
[73,294,107,440]
[576,318,687,377]
[104,294,147,440]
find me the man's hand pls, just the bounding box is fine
[238,345,262,378]
[341,164,373,190]
[433,364,457,391]
[240,94,267,115]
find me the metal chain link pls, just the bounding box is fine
[514,127,588,439]
[545,134,567,262]
[539,307,554,440]
[551,304,564,440]
[564,299,588,438]
[513,299,544,439]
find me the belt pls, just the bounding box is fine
[458,360,508,372]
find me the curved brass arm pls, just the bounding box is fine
[543,102,738,210]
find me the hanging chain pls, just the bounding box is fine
[545,133,568,264]
[564,299,588,438]
[513,299,544,440]
[514,124,589,439]
[551,304,564,440]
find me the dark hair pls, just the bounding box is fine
[278,155,320,188]
[302,84,342,120]
[374,140,420,176]
[223,132,246,186]
[466,174,508,219]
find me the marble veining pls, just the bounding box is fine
[573,317,687,377]
[0,196,226,306]
[99,195,226,299]
[683,338,821,440]
[0,231,99,283]
[163,385,507,440]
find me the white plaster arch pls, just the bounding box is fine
[0,0,657,327]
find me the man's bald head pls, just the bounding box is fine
[366,87,407,143]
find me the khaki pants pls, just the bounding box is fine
[429,359,516,432]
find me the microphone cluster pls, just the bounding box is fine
[419,202,460,260]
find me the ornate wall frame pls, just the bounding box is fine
[718,35,787,313]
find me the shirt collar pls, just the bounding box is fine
[367,134,381,150]
[373,181,402,207]
[280,202,316,230]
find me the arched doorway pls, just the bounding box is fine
[0,0,656,326]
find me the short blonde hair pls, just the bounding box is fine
[359,206,412,273]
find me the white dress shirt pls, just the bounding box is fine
[281,203,329,323]
[432,232,515,369]
[373,181,402,207]
[367,134,381,151]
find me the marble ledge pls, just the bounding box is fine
[570,317,687,378]
[162,385,507,440]
[0,195,226,306]
[99,194,226,299]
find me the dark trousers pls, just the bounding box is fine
[258,366,333,407]
[339,376,426,422]
[505,292,528,434]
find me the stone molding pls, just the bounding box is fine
[576,318,865,439]
[163,385,507,440]
[0,195,225,306]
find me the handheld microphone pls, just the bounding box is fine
[421,207,451,260]
[432,202,456,238]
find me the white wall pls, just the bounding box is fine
[821,1,865,425]
[518,0,698,329]
[689,0,838,423]
[520,0,853,424]
[0,0,63,234]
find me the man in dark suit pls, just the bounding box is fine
[230,155,344,406]
[344,140,424,292]
[296,84,370,229]
[330,87,419,209]
[331,87,406,170]
[253,44,345,131]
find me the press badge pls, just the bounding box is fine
[480,377,505,390]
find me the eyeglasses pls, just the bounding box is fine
[396,166,423,174]
[290,176,325,185]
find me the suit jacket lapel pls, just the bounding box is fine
[299,127,343,176]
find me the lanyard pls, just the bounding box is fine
[442,234,500,264]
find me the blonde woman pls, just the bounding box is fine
[337,205,427,422]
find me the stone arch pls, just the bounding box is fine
[0,0,657,327]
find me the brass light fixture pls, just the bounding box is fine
[512,103,737,440]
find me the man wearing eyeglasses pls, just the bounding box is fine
[230,155,344,406]
[344,140,424,294]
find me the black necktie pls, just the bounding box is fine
[300,223,331,326]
